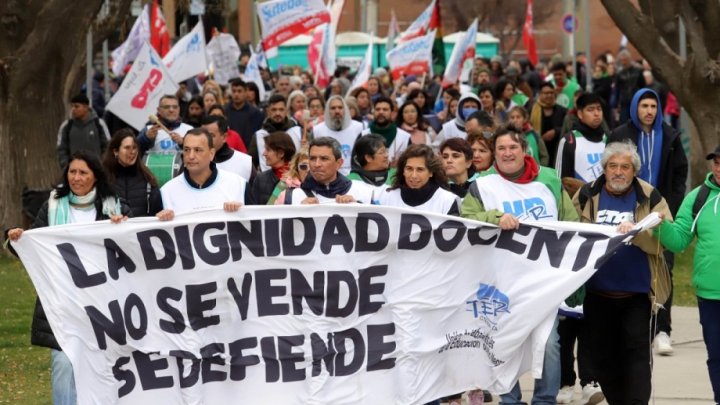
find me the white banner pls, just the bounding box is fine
[163,21,208,83]
[12,205,632,404]
[443,19,477,87]
[112,4,150,76]
[243,49,267,102]
[257,0,331,50]
[206,33,242,85]
[386,30,435,80]
[106,42,178,131]
[347,37,373,95]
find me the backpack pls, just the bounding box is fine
[691,183,711,220]
[63,117,105,149]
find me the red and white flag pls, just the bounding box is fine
[386,30,435,80]
[308,0,344,88]
[106,42,178,131]
[257,0,330,50]
[399,0,435,42]
[150,0,170,57]
[442,19,477,87]
[522,0,538,65]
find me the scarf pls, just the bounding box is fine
[272,164,289,182]
[48,188,121,226]
[572,120,606,142]
[399,182,440,207]
[494,155,539,184]
[370,121,398,148]
[262,116,296,132]
[529,99,555,137]
[301,173,353,199]
[350,168,390,187]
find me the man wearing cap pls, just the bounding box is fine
[56,93,111,169]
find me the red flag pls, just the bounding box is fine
[522,0,538,65]
[308,28,331,88]
[150,1,170,57]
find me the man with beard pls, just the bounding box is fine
[572,140,671,405]
[361,95,411,168]
[312,95,365,175]
[251,94,302,171]
[137,95,194,155]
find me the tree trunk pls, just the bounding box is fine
[0,0,132,231]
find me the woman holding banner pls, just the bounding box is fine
[6,151,129,405]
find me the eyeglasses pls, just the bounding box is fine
[298,163,309,171]
[159,105,180,110]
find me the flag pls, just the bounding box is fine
[245,47,268,103]
[308,0,344,88]
[111,4,150,76]
[163,21,207,83]
[442,19,477,87]
[400,0,445,74]
[106,42,178,131]
[522,0,538,65]
[206,33,242,85]
[386,9,399,52]
[386,30,435,80]
[150,0,170,57]
[307,28,329,87]
[255,43,268,69]
[347,34,373,95]
[256,0,331,49]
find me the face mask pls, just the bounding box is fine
[462,107,478,120]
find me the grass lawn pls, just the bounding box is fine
[0,242,700,403]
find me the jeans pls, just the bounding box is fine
[51,349,77,405]
[584,292,651,405]
[698,297,720,404]
[500,316,560,405]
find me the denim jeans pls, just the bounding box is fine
[51,349,77,405]
[499,315,561,405]
[698,297,720,404]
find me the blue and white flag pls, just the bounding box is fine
[163,21,208,83]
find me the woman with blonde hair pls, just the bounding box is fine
[273,148,310,205]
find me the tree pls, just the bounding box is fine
[601,0,720,184]
[442,0,556,57]
[0,0,132,230]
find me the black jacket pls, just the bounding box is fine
[112,165,163,217]
[250,169,280,205]
[24,197,129,350]
[609,121,688,215]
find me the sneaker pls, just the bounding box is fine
[655,331,674,356]
[556,385,574,404]
[582,382,605,405]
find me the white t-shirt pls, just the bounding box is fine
[216,150,253,181]
[378,187,460,215]
[160,169,247,214]
[255,126,303,172]
[287,180,375,205]
[314,121,365,175]
[472,173,559,222]
[69,206,97,224]
[361,126,412,166]
[145,123,194,153]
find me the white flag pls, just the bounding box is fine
[206,33,241,85]
[244,49,267,103]
[386,30,435,80]
[257,0,330,49]
[347,36,373,95]
[163,21,207,83]
[106,42,178,131]
[255,43,268,69]
[400,0,435,42]
[111,4,150,76]
[442,19,478,87]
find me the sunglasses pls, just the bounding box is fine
[298,163,309,171]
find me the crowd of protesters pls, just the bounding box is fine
[8,46,720,405]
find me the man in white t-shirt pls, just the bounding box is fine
[203,116,254,182]
[312,96,365,175]
[157,128,248,219]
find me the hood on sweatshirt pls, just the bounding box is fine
[630,88,664,135]
[324,95,353,131]
[453,92,482,128]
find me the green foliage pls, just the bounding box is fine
[672,242,697,307]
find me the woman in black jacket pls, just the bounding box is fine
[103,129,163,217]
[7,151,129,404]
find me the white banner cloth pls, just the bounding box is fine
[257,0,331,50]
[106,42,178,131]
[386,30,435,80]
[12,205,636,404]
[163,21,208,83]
[206,33,241,85]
